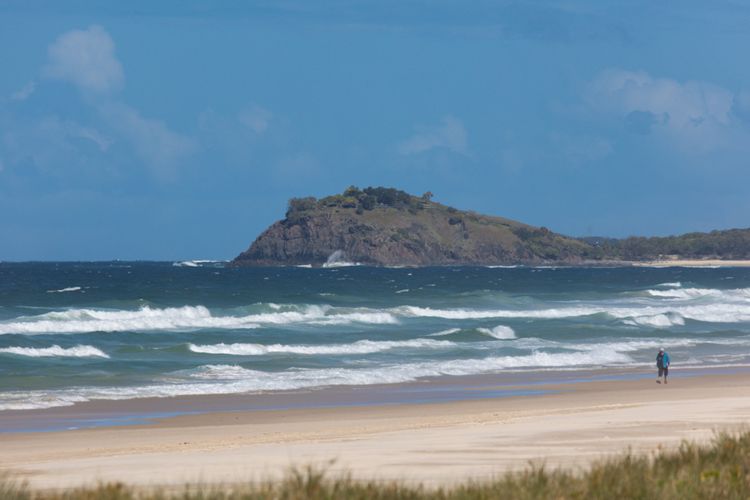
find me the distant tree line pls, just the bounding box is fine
[590,229,750,260]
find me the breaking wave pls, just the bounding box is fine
[46,286,82,293]
[0,349,634,410]
[427,328,462,337]
[0,345,108,358]
[396,298,750,326]
[0,304,398,335]
[188,339,455,356]
[477,325,517,339]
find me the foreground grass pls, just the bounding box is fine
[3,432,750,499]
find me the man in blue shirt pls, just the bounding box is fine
[656,348,670,384]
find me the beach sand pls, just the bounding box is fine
[2,369,750,490]
[631,259,750,267]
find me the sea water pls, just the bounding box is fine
[1,262,749,412]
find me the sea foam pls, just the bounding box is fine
[0,304,398,335]
[188,338,455,356]
[0,349,634,410]
[477,325,517,339]
[46,286,82,293]
[0,345,108,358]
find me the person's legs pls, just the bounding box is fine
[657,367,664,383]
[664,366,668,384]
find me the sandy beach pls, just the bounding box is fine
[631,259,750,268]
[2,368,749,491]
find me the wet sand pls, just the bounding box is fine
[1,368,750,490]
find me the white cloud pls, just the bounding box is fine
[43,25,124,94]
[99,102,196,173]
[589,69,737,152]
[10,81,36,101]
[238,105,272,134]
[399,115,468,155]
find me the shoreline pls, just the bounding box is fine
[629,259,750,268]
[1,365,741,434]
[3,367,750,490]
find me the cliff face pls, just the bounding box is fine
[233,188,592,266]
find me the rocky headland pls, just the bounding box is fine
[233,187,750,267]
[233,187,599,266]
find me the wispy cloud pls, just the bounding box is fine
[99,102,196,175]
[43,25,124,94]
[399,115,468,155]
[10,81,36,101]
[238,105,272,134]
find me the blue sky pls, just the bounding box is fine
[1,1,750,260]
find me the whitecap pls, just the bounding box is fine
[0,345,108,358]
[0,304,398,335]
[46,286,82,293]
[0,350,634,410]
[623,313,686,328]
[427,328,461,337]
[188,338,455,356]
[477,325,517,339]
[654,282,682,288]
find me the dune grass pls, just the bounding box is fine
[3,431,750,499]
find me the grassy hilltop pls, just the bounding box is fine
[233,186,750,266]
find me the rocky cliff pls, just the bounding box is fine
[233,187,593,266]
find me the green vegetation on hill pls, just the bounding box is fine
[583,229,750,260]
[4,431,750,499]
[286,186,433,221]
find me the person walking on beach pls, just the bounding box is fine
[656,348,670,384]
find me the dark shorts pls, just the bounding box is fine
[658,366,669,377]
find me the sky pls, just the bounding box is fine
[1,1,750,260]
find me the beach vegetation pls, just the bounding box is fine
[3,431,750,499]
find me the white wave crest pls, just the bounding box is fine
[0,304,398,335]
[322,250,359,268]
[647,287,750,300]
[0,344,108,358]
[396,301,750,326]
[623,313,686,328]
[477,325,517,339]
[427,328,461,337]
[0,350,634,410]
[188,338,455,356]
[655,282,682,288]
[46,286,82,293]
[0,306,261,335]
[398,305,600,320]
[173,260,224,268]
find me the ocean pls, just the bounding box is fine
[1,262,749,415]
